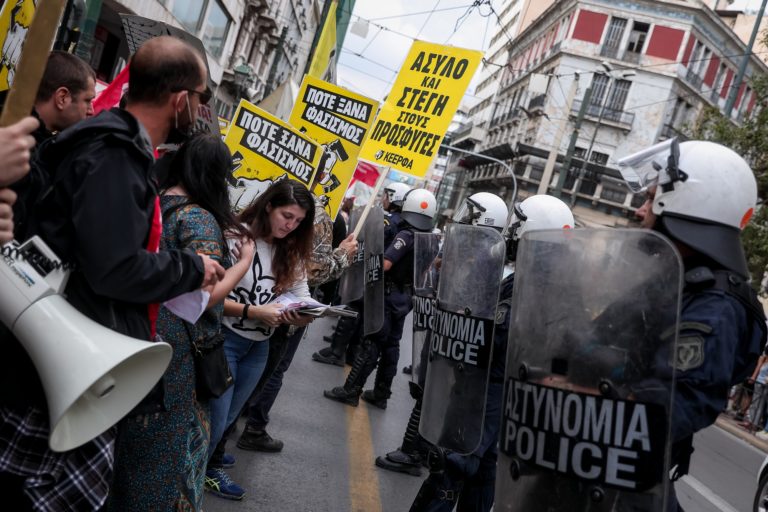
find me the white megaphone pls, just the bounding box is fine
[0,237,172,452]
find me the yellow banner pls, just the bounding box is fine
[289,75,379,220]
[307,0,337,82]
[218,115,230,136]
[0,0,38,91]
[359,41,483,177]
[225,99,321,212]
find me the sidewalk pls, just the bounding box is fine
[716,413,768,453]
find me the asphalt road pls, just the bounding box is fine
[205,315,767,512]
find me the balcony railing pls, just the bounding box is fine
[600,45,620,59]
[599,45,643,65]
[528,94,546,110]
[571,99,635,130]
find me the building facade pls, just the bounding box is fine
[449,0,767,227]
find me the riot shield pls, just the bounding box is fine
[495,229,682,512]
[363,206,385,337]
[339,207,365,304]
[420,224,506,454]
[411,232,441,385]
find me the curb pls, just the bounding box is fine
[716,415,768,453]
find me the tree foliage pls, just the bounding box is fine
[688,74,768,292]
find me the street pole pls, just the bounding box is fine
[440,144,519,205]
[553,86,593,198]
[538,72,579,195]
[570,80,611,208]
[724,0,768,115]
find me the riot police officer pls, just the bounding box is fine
[377,191,509,477]
[411,194,574,512]
[323,188,437,408]
[312,182,413,367]
[618,139,767,510]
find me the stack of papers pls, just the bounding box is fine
[273,293,358,319]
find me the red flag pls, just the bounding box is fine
[350,161,380,187]
[92,67,130,115]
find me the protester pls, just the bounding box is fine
[0,116,38,243]
[0,36,224,511]
[205,179,316,501]
[236,186,358,454]
[108,134,254,511]
[12,51,95,241]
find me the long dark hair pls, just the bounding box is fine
[160,133,249,241]
[239,179,315,291]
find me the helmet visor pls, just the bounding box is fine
[617,139,676,193]
[453,197,485,225]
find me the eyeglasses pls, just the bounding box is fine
[172,86,211,105]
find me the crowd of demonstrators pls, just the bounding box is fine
[0,37,225,511]
[108,134,254,511]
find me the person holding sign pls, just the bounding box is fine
[324,188,436,409]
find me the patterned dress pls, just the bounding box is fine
[108,197,227,511]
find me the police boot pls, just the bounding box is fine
[361,380,392,410]
[322,346,369,406]
[313,316,357,366]
[375,397,424,476]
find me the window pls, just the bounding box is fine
[203,1,231,58]
[626,21,649,53]
[604,17,627,50]
[172,0,206,32]
[605,79,631,113]
[601,186,627,203]
[590,151,609,166]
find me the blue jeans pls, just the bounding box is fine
[207,327,269,464]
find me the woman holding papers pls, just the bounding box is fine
[205,179,315,501]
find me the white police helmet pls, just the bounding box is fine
[383,182,412,209]
[618,138,756,277]
[401,188,437,231]
[508,194,574,241]
[453,192,509,231]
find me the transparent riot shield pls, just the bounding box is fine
[363,206,385,337]
[495,229,682,512]
[339,207,365,304]
[412,232,441,385]
[419,223,506,454]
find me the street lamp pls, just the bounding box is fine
[233,63,253,102]
[569,64,635,207]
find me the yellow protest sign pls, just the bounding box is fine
[359,41,483,177]
[289,75,379,220]
[225,99,322,212]
[0,0,37,91]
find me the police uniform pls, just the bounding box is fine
[410,273,514,512]
[385,210,403,246]
[668,266,766,509]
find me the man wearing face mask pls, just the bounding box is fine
[0,36,224,511]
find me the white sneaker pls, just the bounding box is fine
[755,430,768,440]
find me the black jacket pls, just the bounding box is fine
[1,108,204,408]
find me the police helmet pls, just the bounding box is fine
[383,182,411,210]
[507,195,574,258]
[453,192,509,231]
[618,138,756,278]
[401,188,437,231]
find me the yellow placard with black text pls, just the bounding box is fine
[358,41,483,177]
[0,0,38,91]
[225,99,322,212]
[289,75,379,220]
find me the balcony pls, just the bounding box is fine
[599,45,643,65]
[600,45,620,59]
[571,99,635,130]
[528,94,546,110]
